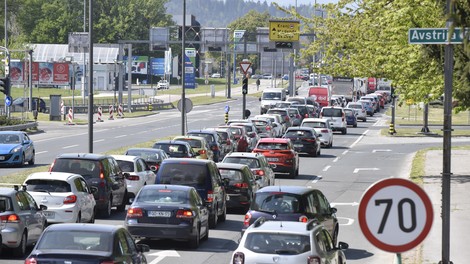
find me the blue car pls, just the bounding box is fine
[0,131,35,166]
[343,108,358,128]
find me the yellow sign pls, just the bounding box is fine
[269,20,300,41]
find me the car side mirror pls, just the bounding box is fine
[137,244,150,253]
[128,197,135,204]
[337,242,349,250]
[90,186,98,194]
[331,207,337,214]
[39,204,48,211]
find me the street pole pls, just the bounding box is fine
[4,0,7,49]
[87,0,93,153]
[181,0,186,135]
[28,50,33,112]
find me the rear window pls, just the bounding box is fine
[25,179,71,193]
[322,108,342,117]
[302,121,326,128]
[116,160,134,172]
[267,110,286,116]
[36,231,112,252]
[187,133,215,144]
[348,104,362,109]
[285,130,313,137]
[262,92,282,100]
[153,143,188,157]
[0,197,13,212]
[51,159,101,179]
[253,192,301,213]
[256,143,289,150]
[125,150,163,162]
[245,233,310,254]
[158,163,208,188]
[179,139,202,148]
[136,188,188,204]
[344,110,355,117]
[219,169,243,182]
[216,131,229,141]
[223,157,260,169]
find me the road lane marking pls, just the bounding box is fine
[322,166,331,172]
[36,151,48,155]
[148,250,180,264]
[332,157,339,163]
[353,168,380,173]
[342,150,349,155]
[93,139,105,143]
[114,135,127,138]
[311,175,322,183]
[337,217,355,226]
[372,149,392,153]
[350,129,368,149]
[62,144,79,149]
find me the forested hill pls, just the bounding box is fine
[165,0,316,27]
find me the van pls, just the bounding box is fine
[319,106,347,134]
[308,86,330,108]
[259,88,287,114]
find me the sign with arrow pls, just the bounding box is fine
[148,250,180,264]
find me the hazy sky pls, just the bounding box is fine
[261,0,338,5]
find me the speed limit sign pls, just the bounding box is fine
[358,178,433,253]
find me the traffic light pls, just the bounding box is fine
[275,42,293,49]
[0,77,10,96]
[242,77,248,95]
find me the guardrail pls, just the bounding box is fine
[0,121,38,131]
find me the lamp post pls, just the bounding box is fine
[181,0,186,135]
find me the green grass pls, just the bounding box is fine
[380,127,470,137]
[389,103,470,125]
[10,87,81,99]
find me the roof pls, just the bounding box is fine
[24,172,81,181]
[142,184,194,192]
[187,130,218,135]
[44,223,123,233]
[162,158,213,165]
[286,127,315,132]
[55,153,108,160]
[0,186,19,196]
[173,135,207,142]
[0,131,26,135]
[216,163,249,170]
[256,185,314,194]
[302,118,327,123]
[258,138,290,143]
[126,148,166,153]
[154,140,191,145]
[31,44,119,64]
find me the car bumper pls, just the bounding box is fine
[1,225,22,248]
[292,143,317,154]
[42,205,79,223]
[0,152,23,165]
[226,193,251,208]
[271,164,295,173]
[126,222,196,240]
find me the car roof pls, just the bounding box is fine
[44,223,123,233]
[142,184,193,192]
[161,158,213,165]
[286,127,315,132]
[187,130,218,135]
[225,152,264,159]
[126,148,165,153]
[256,185,313,194]
[174,135,207,142]
[0,186,21,196]
[0,131,25,136]
[216,163,250,170]
[302,118,327,123]
[246,220,318,235]
[258,138,290,144]
[25,172,82,181]
[55,153,108,160]
[154,140,191,146]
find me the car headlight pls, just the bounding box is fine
[11,146,22,153]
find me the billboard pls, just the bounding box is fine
[10,61,69,85]
[123,56,149,75]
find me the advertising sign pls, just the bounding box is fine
[53,63,70,83]
[151,58,165,76]
[9,61,24,83]
[184,52,195,89]
[123,56,149,75]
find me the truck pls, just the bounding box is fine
[259,88,287,114]
[330,77,355,103]
[308,86,330,108]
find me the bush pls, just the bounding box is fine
[0,116,29,126]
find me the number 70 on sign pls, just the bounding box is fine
[358,178,434,253]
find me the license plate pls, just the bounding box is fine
[267,157,279,162]
[148,211,171,217]
[43,211,55,218]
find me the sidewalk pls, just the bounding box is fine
[403,149,470,263]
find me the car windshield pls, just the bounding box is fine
[51,159,101,179]
[25,179,71,193]
[322,108,342,117]
[116,160,134,172]
[253,192,301,213]
[36,230,112,252]
[245,233,310,254]
[256,143,289,150]
[262,92,281,100]
[159,164,208,188]
[0,134,20,144]
[136,188,188,204]
[223,157,260,169]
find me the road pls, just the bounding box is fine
[1,96,469,263]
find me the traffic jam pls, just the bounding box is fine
[0,77,394,264]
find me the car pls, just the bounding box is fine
[124,148,169,171]
[262,113,287,134]
[250,118,275,138]
[229,123,260,152]
[216,163,259,211]
[252,138,300,178]
[187,130,223,162]
[243,185,340,245]
[0,185,48,256]
[173,135,214,161]
[23,172,97,224]
[301,118,334,148]
[12,97,47,113]
[266,108,292,128]
[49,153,128,218]
[0,131,35,167]
[346,102,367,122]
[289,104,310,119]
[222,152,275,188]
[156,79,169,90]
[360,96,379,113]
[211,73,221,78]
[125,184,209,248]
[287,107,303,126]
[343,108,358,127]
[319,106,347,135]
[152,140,199,158]
[111,155,157,200]
[232,219,348,264]
[282,127,321,157]
[205,127,237,156]
[25,223,149,264]
[253,115,282,137]
[357,99,375,116]
[155,158,227,228]
[223,125,249,152]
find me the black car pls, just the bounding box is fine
[216,163,259,211]
[49,153,128,218]
[12,97,47,113]
[282,127,321,157]
[152,140,199,158]
[155,158,227,228]
[25,223,149,264]
[125,184,209,248]
[125,148,169,170]
[187,130,223,162]
[243,186,339,245]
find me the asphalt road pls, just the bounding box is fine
[1,98,469,263]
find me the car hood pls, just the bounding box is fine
[0,144,21,153]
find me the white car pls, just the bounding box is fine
[301,118,334,148]
[253,115,282,137]
[346,102,367,122]
[23,172,96,223]
[211,73,221,78]
[319,106,347,135]
[232,219,348,264]
[157,80,169,90]
[111,155,157,200]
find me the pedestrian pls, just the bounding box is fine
[256,78,260,91]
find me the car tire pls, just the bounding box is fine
[116,191,128,212]
[209,207,218,229]
[342,128,347,135]
[363,118,367,122]
[353,123,357,128]
[188,226,200,249]
[332,227,339,247]
[219,203,227,222]
[328,141,333,148]
[76,212,81,223]
[13,231,27,257]
[201,224,209,241]
[317,147,321,156]
[89,207,96,223]
[100,197,112,218]
[28,152,35,165]
[289,167,298,178]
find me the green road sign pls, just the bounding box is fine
[408,28,469,44]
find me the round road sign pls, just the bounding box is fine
[177,98,193,113]
[358,178,433,253]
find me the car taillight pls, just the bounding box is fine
[99,163,105,179]
[63,195,77,204]
[307,256,321,264]
[0,214,20,223]
[176,209,194,218]
[211,145,219,151]
[199,149,206,155]
[207,190,214,203]
[127,208,143,218]
[303,138,316,143]
[342,113,345,122]
[296,114,301,118]
[234,182,249,189]
[243,212,252,227]
[305,114,309,118]
[320,129,329,133]
[299,215,308,223]
[99,181,106,188]
[232,252,245,264]
[126,175,140,181]
[266,126,271,131]
[226,139,231,145]
[253,169,264,176]
[24,258,38,264]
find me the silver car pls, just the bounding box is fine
[0,185,48,256]
[232,219,348,264]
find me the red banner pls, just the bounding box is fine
[53,63,69,82]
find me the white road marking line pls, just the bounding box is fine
[350,130,368,149]
[342,150,349,155]
[372,149,392,153]
[322,166,331,172]
[332,157,339,163]
[115,135,127,138]
[93,139,105,143]
[36,151,48,155]
[353,168,380,173]
[62,144,79,149]
[336,217,355,226]
[311,175,322,183]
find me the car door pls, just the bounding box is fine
[76,177,95,221]
[313,191,336,236]
[107,158,126,206]
[114,229,142,263]
[19,191,44,241]
[210,163,226,215]
[192,189,209,236]
[22,134,34,162]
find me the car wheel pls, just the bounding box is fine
[328,141,333,148]
[332,227,339,247]
[363,118,367,122]
[17,154,25,167]
[353,123,357,128]
[219,202,227,222]
[13,231,27,257]
[188,226,200,249]
[89,207,96,223]
[116,191,127,212]
[28,152,35,165]
[342,128,347,135]
[201,224,209,241]
[76,212,81,223]
[317,147,321,156]
[209,206,218,229]
[289,167,297,178]
[100,197,112,218]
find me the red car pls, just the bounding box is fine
[252,138,299,178]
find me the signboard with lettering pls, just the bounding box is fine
[269,20,300,42]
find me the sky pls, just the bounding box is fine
[261,0,338,5]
